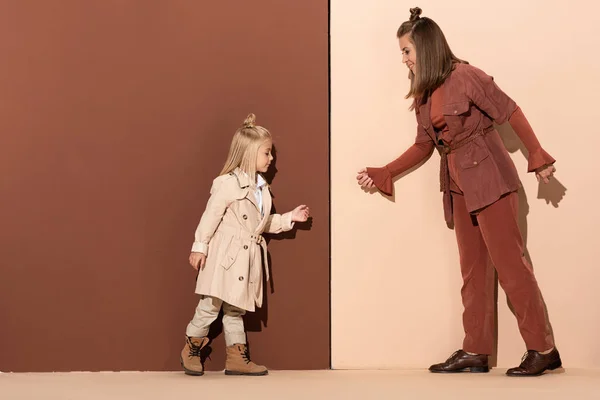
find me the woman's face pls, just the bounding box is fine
[399,34,417,74]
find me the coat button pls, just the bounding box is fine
[242,215,248,220]
[453,110,458,114]
[473,161,478,165]
[239,276,244,281]
[243,245,248,250]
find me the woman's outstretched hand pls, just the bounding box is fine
[357,168,374,190]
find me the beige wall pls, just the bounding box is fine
[331,0,600,368]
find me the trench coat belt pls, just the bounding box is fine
[218,224,269,284]
[435,124,494,223]
[248,232,269,284]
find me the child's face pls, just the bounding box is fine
[256,140,273,173]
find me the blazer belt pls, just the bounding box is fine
[436,125,494,224]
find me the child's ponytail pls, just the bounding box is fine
[242,113,256,129]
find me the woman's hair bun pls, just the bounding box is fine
[409,7,422,22]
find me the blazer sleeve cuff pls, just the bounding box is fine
[366,166,393,196]
[527,149,556,173]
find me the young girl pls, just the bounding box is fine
[181,113,310,376]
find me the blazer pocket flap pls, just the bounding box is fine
[442,100,470,116]
[458,142,490,169]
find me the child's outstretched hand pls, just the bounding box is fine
[189,252,207,271]
[291,205,310,222]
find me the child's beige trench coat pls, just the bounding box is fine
[191,168,294,312]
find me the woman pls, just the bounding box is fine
[357,7,561,376]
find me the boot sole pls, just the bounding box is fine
[506,360,563,377]
[430,366,490,373]
[180,356,204,376]
[224,370,269,376]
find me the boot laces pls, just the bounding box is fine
[241,346,251,364]
[188,341,203,358]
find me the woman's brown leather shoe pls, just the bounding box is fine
[506,348,562,377]
[429,350,489,373]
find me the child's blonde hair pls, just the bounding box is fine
[220,113,272,182]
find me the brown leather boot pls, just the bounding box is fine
[506,348,562,377]
[180,336,209,376]
[429,350,489,373]
[225,343,268,376]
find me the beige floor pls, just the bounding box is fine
[1,369,599,400]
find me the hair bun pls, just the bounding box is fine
[409,7,422,22]
[242,113,256,128]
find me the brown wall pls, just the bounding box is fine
[0,1,329,372]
